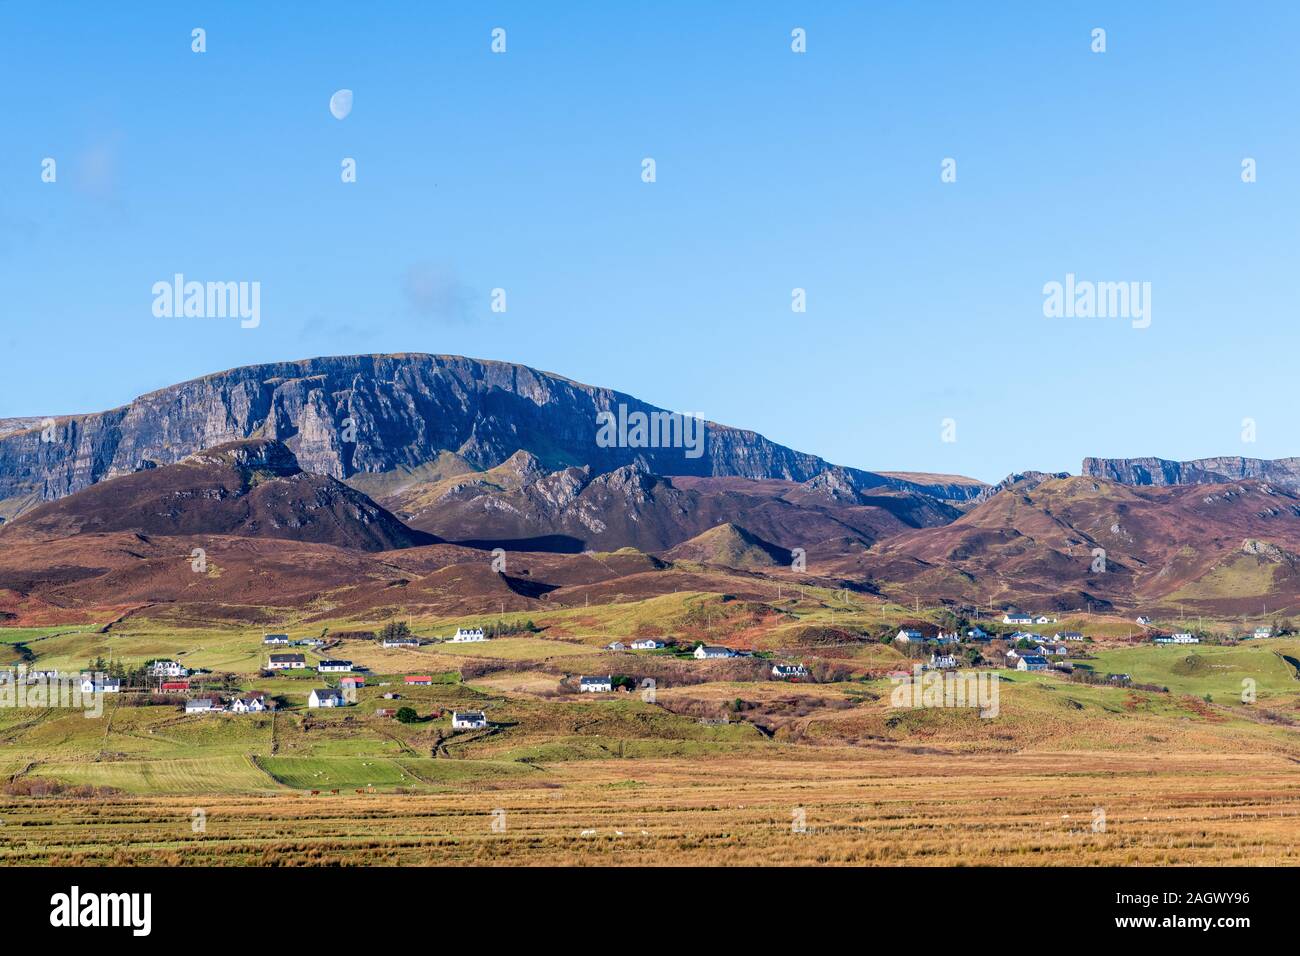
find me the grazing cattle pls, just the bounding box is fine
[330,789,339,795]
[311,790,320,795]
[355,788,364,794]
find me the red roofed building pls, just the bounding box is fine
[340,675,365,687]
[162,681,190,692]
[405,675,432,685]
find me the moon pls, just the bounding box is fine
[329,89,353,120]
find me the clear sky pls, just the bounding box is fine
[3,2,1297,483]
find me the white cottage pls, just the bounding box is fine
[452,710,488,730]
[308,688,345,708]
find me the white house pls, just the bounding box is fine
[630,639,666,650]
[228,696,267,713]
[308,688,345,708]
[605,641,626,652]
[894,629,926,644]
[381,637,420,648]
[79,676,121,694]
[317,660,353,673]
[1037,642,1069,657]
[772,663,808,679]
[1253,626,1272,639]
[1035,616,1056,625]
[1016,654,1048,672]
[1053,631,1084,642]
[694,645,735,660]
[1002,613,1033,625]
[1135,616,1152,626]
[579,675,613,693]
[267,654,306,670]
[967,626,990,640]
[450,627,487,643]
[262,634,290,645]
[185,697,219,714]
[935,631,960,645]
[1005,648,1022,662]
[1170,633,1199,644]
[452,710,488,730]
[149,660,188,678]
[929,652,959,670]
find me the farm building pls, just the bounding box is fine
[339,675,365,688]
[452,710,488,730]
[404,676,432,686]
[1253,626,1272,639]
[381,636,421,648]
[79,676,121,694]
[579,675,613,693]
[772,664,808,679]
[161,680,190,692]
[267,654,306,670]
[605,641,626,652]
[308,688,346,708]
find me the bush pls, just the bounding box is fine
[395,706,418,724]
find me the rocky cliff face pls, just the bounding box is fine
[1082,456,1300,490]
[0,353,908,520]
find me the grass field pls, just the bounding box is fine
[2,619,1299,865]
[3,751,1297,866]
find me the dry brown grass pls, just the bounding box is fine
[2,750,1296,866]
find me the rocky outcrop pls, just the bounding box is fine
[973,471,1071,503]
[1082,456,1300,491]
[0,354,922,521]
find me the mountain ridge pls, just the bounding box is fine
[0,353,985,521]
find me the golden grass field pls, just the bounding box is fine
[2,751,1297,866]
[2,605,1299,866]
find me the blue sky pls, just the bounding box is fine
[2,2,1297,483]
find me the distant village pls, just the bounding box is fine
[1,611,1282,732]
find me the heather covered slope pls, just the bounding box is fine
[0,439,431,552]
[840,475,1300,614]
[368,454,961,554]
